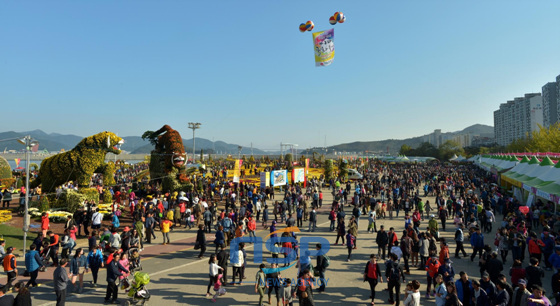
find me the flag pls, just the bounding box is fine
[14,158,21,167]
[313,29,335,67]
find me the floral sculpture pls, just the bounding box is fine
[32,131,123,192]
[142,125,187,191]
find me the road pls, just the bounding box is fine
[23,188,555,306]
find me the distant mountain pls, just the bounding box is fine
[0,130,268,155]
[304,124,494,154]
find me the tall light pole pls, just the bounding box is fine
[17,136,39,258]
[188,122,201,164]
[237,146,243,159]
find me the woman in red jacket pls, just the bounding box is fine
[363,254,383,305]
[527,232,545,262]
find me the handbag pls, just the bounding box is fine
[194,241,201,250]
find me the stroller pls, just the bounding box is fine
[39,242,52,272]
[125,272,151,306]
[128,248,142,272]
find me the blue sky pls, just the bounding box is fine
[2,1,560,150]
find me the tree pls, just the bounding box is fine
[285,153,293,171]
[249,155,256,164]
[439,140,465,160]
[324,159,334,183]
[400,144,412,155]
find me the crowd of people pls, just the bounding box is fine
[0,160,559,306]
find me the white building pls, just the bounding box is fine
[494,93,543,146]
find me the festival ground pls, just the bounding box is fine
[13,189,553,306]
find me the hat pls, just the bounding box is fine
[146,195,153,200]
[178,197,188,202]
[482,272,489,278]
[445,258,453,264]
[518,279,527,286]
[123,226,130,232]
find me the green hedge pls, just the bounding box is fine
[79,187,100,203]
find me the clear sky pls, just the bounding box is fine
[2,1,560,151]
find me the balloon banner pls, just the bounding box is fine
[313,28,335,67]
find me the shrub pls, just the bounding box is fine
[51,189,85,213]
[0,178,16,188]
[38,196,50,212]
[0,156,12,181]
[103,190,113,204]
[79,188,100,203]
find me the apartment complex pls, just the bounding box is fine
[494,93,543,146]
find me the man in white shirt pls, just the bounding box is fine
[92,209,103,229]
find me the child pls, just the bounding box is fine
[282,278,294,306]
[118,253,130,287]
[271,242,280,259]
[346,230,355,262]
[41,212,50,238]
[368,211,377,233]
[212,274,226,302]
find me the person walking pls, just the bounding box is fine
[207,254,223,297]
[308,209,316,232]
[53,258,69,306]
[2,247,17,291]
[386,253,405,305]
[87,245,104,287]
[454,223,467,258]
[144,213,155,244]
[24,244,44,288]
[400,231,413,274]
[470,227,484,262]
[69,248,88,293]
[376,226,388,259]
[254,263,267,306]
[296,269,314,306]
[315,244,327,292]
[104,248,128,304]
[363,254,382,305]
[196,224,207,259]
[160,217,173,245]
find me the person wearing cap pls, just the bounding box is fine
[438,258,455,283]
[511,279,530,306]
[2,247,17,290]
[480,272,497,301]
[527,285,551,306]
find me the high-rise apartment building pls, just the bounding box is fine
[494,93,543,146]
[542,81,558,128]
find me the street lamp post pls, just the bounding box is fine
[188,122,201,164]
[238,146,243,159]
[17,136,39,258]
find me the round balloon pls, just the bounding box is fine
[335,12,344,22]
[329,16,337,25]
[339,15,346,23]
[299,23,307,32]
[305,20,314,31]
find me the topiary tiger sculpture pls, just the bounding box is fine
[31,131,123,192]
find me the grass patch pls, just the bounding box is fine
[0,224,25,254]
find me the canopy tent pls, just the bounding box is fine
[518,157,555,188]
[449,154,458,161]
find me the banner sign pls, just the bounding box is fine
[260,172,270,189]
[233,159,243,183]
[271,170,287,187]
[292,168,305,184]
[313,29,335,67]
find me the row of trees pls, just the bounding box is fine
[399,140,466,160]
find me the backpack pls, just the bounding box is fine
[388,262,401,281]
[322,255,330,269]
